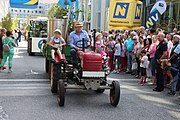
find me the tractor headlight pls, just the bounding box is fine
[105,70,110,75]
[73,68,79,75]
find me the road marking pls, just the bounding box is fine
[0,106,9,120]
[0,79,49,82]
[0,79,51,97]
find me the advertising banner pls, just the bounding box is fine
[108,0,143,30]
[146,0,167,29]
[10,0,39,9]
[31,37,46,53]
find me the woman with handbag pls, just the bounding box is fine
[0,28,6,65]
[0,31,16,73]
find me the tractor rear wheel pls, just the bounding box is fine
[57,80,65,107]
[50,62,61,93]
[110,81,120,107]
[48,61,51,80]
[45,58,49,73]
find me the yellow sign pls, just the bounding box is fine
[108,0,142,30]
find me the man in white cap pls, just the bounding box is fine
[70,21,90,67]
[49,29,66,62]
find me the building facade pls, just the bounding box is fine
[79,0,179,32]
[77,0,110,31]
[90,0,110,31]
[0,0,9,23]
[9,3,52,29]
[9,3,47,19]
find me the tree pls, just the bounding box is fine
[12,16,19,30]
[1,13,13,31]
[47,3,68,19]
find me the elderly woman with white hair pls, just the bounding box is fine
[132,35,141,77]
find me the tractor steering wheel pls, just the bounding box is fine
[75,40,89,49]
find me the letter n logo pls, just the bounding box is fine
[135,4,142,19]
[113,2,129,19]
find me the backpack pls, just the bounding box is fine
[3,39,11,52]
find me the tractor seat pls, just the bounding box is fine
[54,54,66,63]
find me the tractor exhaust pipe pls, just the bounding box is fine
[93,29,96,52]
[82,37,85,52]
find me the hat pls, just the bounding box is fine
[131,31,137,36]
[133,36,139,40]
[104,31,108,34]
[140,26,145,29]
[96,32,102,38]
[108,34,114,38]
[74,21,83,27]
[173,35,180,39]
[147,35,152,39]
[54,29,61,34]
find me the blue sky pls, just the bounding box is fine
[39,0,59,3]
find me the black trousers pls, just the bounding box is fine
[136,57,140,76]
[156,63,164,91]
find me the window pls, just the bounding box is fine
[32,11,34,13]
[24,10,26,13]
[11,9,13,12]
[27,10,29,13]
[39,6,42,9]
[35,11,37,13]
[39,11,42,13]
[19,10,21,12]
[15,10,17,12]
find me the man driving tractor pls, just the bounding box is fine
[70,22,91,67]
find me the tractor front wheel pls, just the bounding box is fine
[110,81,120,107]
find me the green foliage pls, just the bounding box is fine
[47,3,83,33]
[47,3,68,19]
[12,16,19,30]
[1,13,13,31]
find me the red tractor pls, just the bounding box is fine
[46,30,120,107]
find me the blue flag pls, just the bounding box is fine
[58,0,74,8]
[10,0,39,9]
[58,0,66,8]
[146,0,167,29]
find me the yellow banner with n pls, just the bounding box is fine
[108,0,142,31]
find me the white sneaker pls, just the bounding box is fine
[8,69,13,73]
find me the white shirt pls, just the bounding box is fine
[51,37,64,47]
[114,43,121,56]
[140,55,148,68]
[174,44,180,54]
[167,40,173,50]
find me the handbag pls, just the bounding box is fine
[132,62,138,70]
[146,61,150,69]
[3,39,11,52]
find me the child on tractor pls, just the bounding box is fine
[49,29,66,62]
[95,32,108,61]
